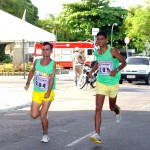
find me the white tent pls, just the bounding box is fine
[0,9,55,43]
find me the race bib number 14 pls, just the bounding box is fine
[34,71,50,90]
[98,61,113,75]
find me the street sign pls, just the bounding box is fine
[92,28,99,36]
[124,37,130,44]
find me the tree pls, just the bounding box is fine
[124,1,150,52]
[36,0,127,48]
[37,14,59,40]
[59,0,127,47]
[0,0,39,25]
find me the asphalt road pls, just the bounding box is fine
[0,79,150,150]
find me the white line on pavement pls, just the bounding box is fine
[66,131,95,147]
[139,103,150,109]
[66,128,105,147]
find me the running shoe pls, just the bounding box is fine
[89,133,101,144]
[116,106,121,123]
[41,134,49,143]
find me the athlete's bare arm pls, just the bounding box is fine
[24,60,36,90]
[88,62,98,78]
[44,62,56,98]
[110,48,127,76]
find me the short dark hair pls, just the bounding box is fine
[97,31,107,38]
[42,42,53,50]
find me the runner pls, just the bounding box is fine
[24,42,56,143]
[88,31,126,144]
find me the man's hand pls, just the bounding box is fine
[88,72,94,78]
[109,70,117,76]
[44,92,50,98]
[24,84,29,91]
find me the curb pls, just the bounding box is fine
[0,102,31,114]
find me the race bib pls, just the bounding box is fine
[98,61,113,75]
[34,71,50,90]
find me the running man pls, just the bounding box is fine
[24,42,56,143]
[88,31,126,144]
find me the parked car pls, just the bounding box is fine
[120,56,150,85]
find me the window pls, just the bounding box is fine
[61,49,72,55]
[87,49,93,55]
[29,42,35,47]
[127,58,149,65]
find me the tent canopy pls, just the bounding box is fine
[0,10,55,43]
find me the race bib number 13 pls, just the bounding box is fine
[98,61,113,75]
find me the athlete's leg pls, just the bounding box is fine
[40,101,52,134]
[95,94,105,134]
[30,101,41,119]
[109,83,120,113]
[109,96,121,123]
[109,96,120,113]
[109,96,117,111]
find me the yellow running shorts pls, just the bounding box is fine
[32,90,55,104]
[96,82,119,98]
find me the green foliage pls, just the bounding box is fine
[0,65,4,72]
[1,56,12,63]
[37,0,127,48]
[0,0,39,25]
[124,1,150,51]
[0,64,15,72]
[0,44,12,63]
[26,62,33,72]
[0,63,32,72]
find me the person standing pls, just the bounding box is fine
[72,48,85,85]
[88,31,126,144]
[24,42,56,143]
[80,49,86,63]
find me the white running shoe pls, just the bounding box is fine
[116,106,121,123]
[41,134,49,143]
[89,133,101,144]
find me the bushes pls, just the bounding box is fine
[26,62,32,72]
[0,63,15,72]
[0,55,12,63]
[0,63,32,73]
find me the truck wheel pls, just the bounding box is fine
[145,74,150,85]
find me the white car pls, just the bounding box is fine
[120,56,150,85]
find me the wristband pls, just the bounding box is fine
[26,82,30,85]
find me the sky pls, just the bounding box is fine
[31,0,145,19]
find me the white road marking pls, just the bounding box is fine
[58,129,68,132]
[66,128,105,147]
[66,131,95,147]
[139,103,150,109]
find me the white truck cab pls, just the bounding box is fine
[120,56,150,85]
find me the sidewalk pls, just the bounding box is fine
[0,71,74,113]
